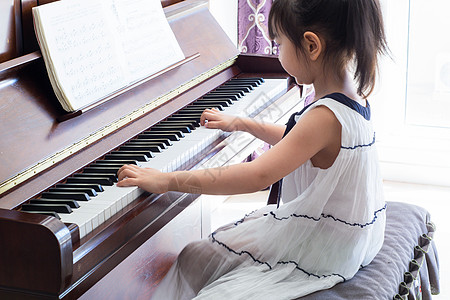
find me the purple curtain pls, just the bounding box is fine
[238,0,277,55]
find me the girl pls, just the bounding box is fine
[117,0,389,298]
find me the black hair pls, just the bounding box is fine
[268,0,389,98]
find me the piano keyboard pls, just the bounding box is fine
[21,77,291,238]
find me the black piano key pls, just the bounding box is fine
[66,176,114,186]
[139,132,182,140]
[104,153,150,162]
[73,172,118,182]
[192,100,231,107]
[229,77,264,84]
[214,87,246,95]
[224,81,259,87]
[150,125,191,134]
[175,109,206,115]
[22,211,61,219]
[84,166,122,173]
[159,121,199,129]
[202,93,240,101]
[55,183,104,192]
[166,116,201,123]
[196,98,233,105]
[126,139,170,148]
[184,104,224,111]
[172,112,203,119]
[221,83,254,91]
[49,187,98,197]
[120,145,162,153]
[41,191,90,201]
[111,150,154,159]
[30,199,80,208]
[93,160,138,165]
[22,203,73,214]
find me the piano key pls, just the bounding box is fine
[150,125,191,134]
[159,120,200,128]
[60,185,140,237]
[104,153,150,162]
[224,81,259,87]
[214,87,246,95]
[111,149,156,159]
[125,140,169,149]
[73,172,118,182]
[229,77,264,84]
[84,166,123,174]
[221,84,254,91]
[49,187,98,197]
[172,113,203,120]
[127,138,172,147]
[22,203,73,214]
[113,150,154,159]
[191,100,231,107]
[66,176,114,186]
[30,199,80,208]
[138,133,181,141]
[184,104,224,110]
[41,191,90,201]
[166,115,201,123]
[92,160,138,165]
[196,97,233,104]
[175,109,207,115]
[120,145,162,153]
[55,183,104,192]
[201,93,240,101]
[143,129,185,138]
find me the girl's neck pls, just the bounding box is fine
[311,71,366,107]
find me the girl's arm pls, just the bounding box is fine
[200,108,286,146]
[117,106,341,195]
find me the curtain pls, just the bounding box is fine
[238,0,277,55]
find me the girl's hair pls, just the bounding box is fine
[268,0,388,98]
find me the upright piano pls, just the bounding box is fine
[0,0,301,298]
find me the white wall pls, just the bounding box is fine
[208,0,238,47]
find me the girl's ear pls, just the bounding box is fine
[303,31,323,61]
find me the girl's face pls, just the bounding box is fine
[275,33,312,86]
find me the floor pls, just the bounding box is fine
[210,181,450,299]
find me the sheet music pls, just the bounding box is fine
[33,0,185,111]
[106,0,185,81]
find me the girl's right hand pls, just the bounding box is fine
[200,108,243,132]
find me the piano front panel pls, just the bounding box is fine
[77,194,203,300]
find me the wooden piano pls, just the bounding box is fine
[0,0,301,298]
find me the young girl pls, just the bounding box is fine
[117,0,389,298]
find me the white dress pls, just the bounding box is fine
[152,94,386,300]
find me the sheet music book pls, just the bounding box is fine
[32,0,185,112]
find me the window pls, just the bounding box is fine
[373,0,450,186]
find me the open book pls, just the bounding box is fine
[33,0,185,112]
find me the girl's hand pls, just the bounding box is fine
[200,108,242,132]
[117,164,168,194]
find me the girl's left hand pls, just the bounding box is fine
[117,164,168,194]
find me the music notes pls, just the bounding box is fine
[32,0,185,112]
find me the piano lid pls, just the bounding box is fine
[0,0,240,205]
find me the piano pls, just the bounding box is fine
[0,0,302,298]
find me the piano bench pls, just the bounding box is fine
[298,201,440,300]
